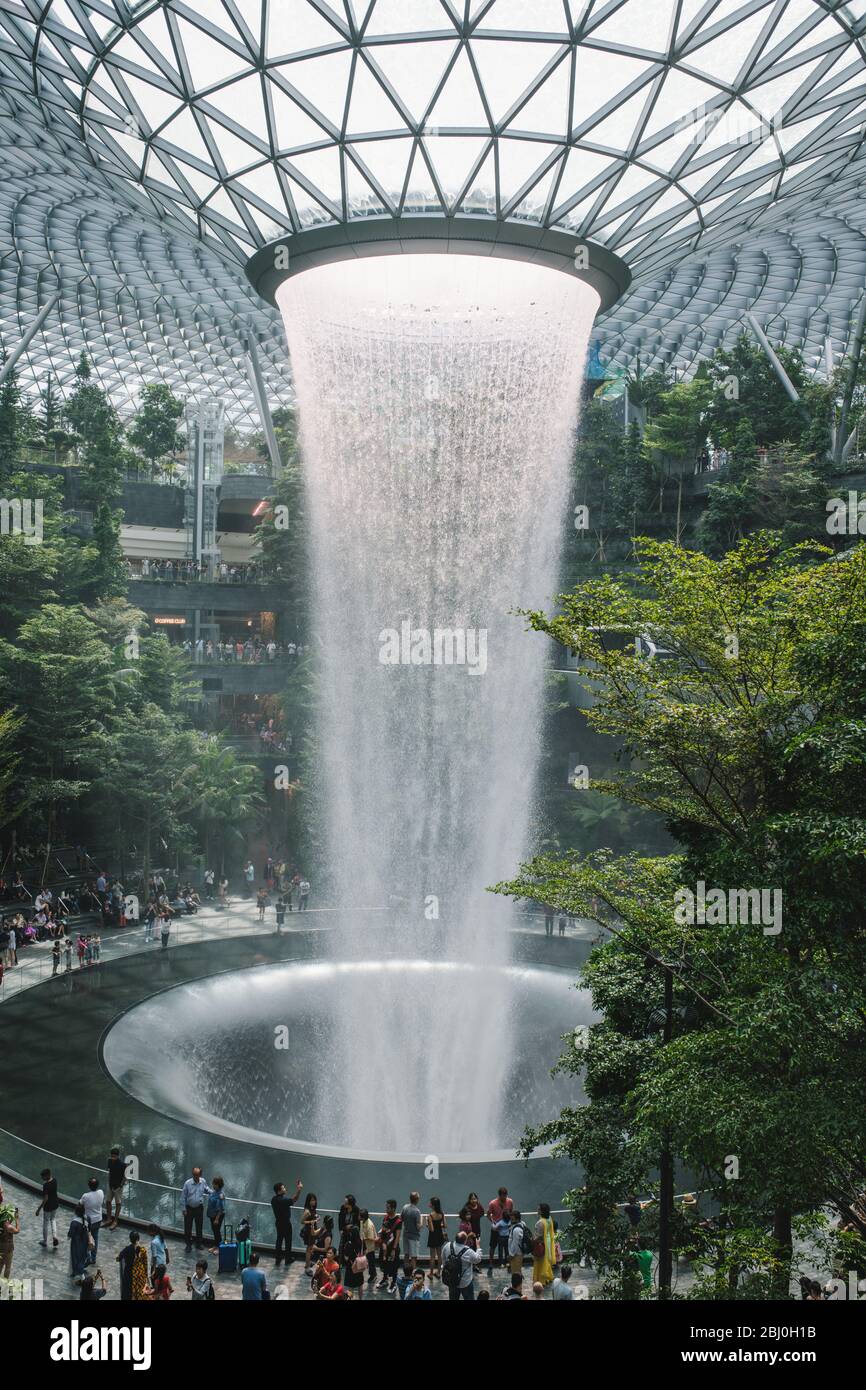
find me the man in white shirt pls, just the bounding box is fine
[80,1177,105,1264]
[552,1265,575,1300]
[441,1231,483,1301]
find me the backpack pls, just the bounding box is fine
[441,1242,467,1289]
[519,1223,534,1256]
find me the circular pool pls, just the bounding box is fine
[102,958,593,1163]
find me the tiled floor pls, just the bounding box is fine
[0,901,596,1006]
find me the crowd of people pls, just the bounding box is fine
[129,558,262,584]
[181,637,305,664]
[0,1164,586,1302]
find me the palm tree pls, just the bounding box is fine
[180,736,264,875]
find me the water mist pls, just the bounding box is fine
[277,254,598,1154]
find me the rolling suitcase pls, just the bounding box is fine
[236,1218,252,1269]
[218,1225,238,1274]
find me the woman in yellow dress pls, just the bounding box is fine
[532,1203,556,1286]
[131,1240,151,1300]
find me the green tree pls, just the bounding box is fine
[64,354,126,506]
[254,408,308,621]
[642,376,711,512]
[0,368,35,484]
[179,736,264,873]
[496,538,866,1298]
[95,704,197,886]
[703,333,810,450]
[0,604,115,861]
[128,383,186,478]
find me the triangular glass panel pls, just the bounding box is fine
[206,72,272,145]
[370,39,458,122]
[497,136,560,203]
[285,143,343,200]
[266,0,346,60]
[476,0,569,35]
[426,45,490,129]
[284,48,355,128]
[470,37,561,124]
[364,0,454,36]
[346,56,406,134]
[587,87,652,152]
[682,8,772,86]
[176,17,249,92]
[423,134,489,199]
[347,135,414,201]
[458,146,497,214]
[589,0,676,55]
[268,79,334,149]
[504,52,571,138]
[571,49,655,136]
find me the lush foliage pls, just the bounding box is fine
[497,538,866,1298]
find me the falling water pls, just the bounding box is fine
[277,254,598,1154]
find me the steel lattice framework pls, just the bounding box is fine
[2,0,866,421]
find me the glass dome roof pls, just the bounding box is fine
[1,0,866,419]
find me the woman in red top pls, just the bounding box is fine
[150,1264,173,1300]
[316,1278,346,1300]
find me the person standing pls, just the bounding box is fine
[532,1203,556,1287]
[207,1177,226,1253]
[441,1230,483,1301]
[36,1167,59,1248]
[203,868,215,900]
[106,1148,126,1229]
[148,1224,169,1276]
[400,1191,423,1273]
[376,1200,403,1293]
[0,1186,19,1278]
[552,1264,575,1300]
[51,939,61,976]
[116,1230,141,1301]
[243,861,254,898]
[485,1187,514,1273]
[300,1193,318,1273]
[159,909,171,950]
[67,1203,90,1282]
[508,1209,530,1276]
[275,895,286,932]
[359,1207,378,1285]
[80,1177,105,1264]
[543,905,554,937]
[181,1168,212,1253]
[341,1221,366,1300]
[299,878,310,911]
[426,1196,447,1280]
[271,1177,303,1269]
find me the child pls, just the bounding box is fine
[148,1224,169,1275]
[187,1259,213,1300]
[151,1263,173,1300]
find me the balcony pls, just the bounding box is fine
[128,577,287,614]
